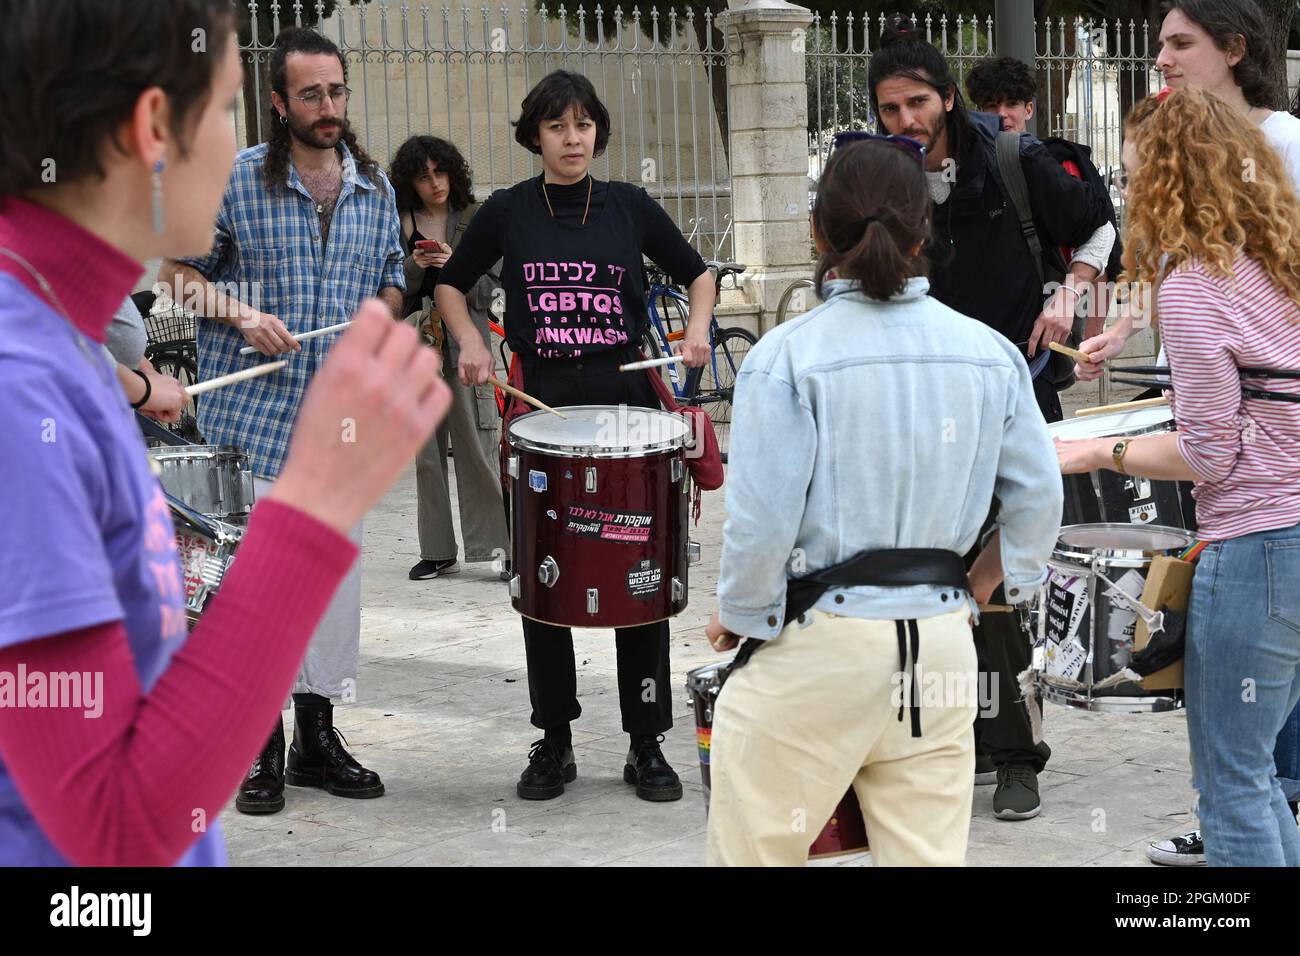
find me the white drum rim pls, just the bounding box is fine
[1049,522,1194,569]
[1048,406,1174,442]
[149,444,250,462]
[508,404,691,457]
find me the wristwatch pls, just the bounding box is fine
[1112,438,1131,474]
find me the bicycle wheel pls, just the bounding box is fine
[687,326,755,463]
[148,349,204,443]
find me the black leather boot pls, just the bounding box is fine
[517,739,577,800]
[235,720,286,815]
[286,695,385,799]
[624,734,683,802]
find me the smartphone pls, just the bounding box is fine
[415,239,440,251]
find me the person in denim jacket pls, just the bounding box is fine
[704,137,1062,866]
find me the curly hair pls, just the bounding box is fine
[1122,87,1300,313]
[262,27,381,191]
[388,136,475,213]
[966,57,1037,110]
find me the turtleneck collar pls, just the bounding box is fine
[0,195,143,343]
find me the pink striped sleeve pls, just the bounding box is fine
[0,500,357,867]
[1159,269,1246,484]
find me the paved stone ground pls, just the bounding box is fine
[222,382,1201,866]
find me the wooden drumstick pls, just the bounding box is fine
[619,354,685,372]
[1075,396,1169,418]
[1048,340,1093,365]
[238,320,352,355]
[488,376,568,420]
[185,360,288,398]
[977,603,1016,613]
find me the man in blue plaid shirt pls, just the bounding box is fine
[163,28,404,817]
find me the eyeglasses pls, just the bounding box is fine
[288,86,351,111]
[831,131,926,166]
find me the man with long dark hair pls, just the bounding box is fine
[161,26,406,816]
[868,16,1114,824]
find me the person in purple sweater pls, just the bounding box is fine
[0,0,451,866]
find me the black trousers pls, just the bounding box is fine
[968,377,1061,772]
[513,348,674,735]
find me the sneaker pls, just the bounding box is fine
[975,753,997,786]
[1146,830,1206,866]
[993,764,1041,820]
[409,558,459,581]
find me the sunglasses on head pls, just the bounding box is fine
[831,131,927,165]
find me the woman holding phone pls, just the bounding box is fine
[0,0,450,866]
[435,70,715,803]
[389,135,508,582]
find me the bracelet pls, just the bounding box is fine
[1059,285,1082,300]
[129,368,152,409]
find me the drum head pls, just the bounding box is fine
[508,405,690,456]
[686,660,732,693]
[149,444,247,462]
[1052,522,1194,568]
[1048,406,1173,441]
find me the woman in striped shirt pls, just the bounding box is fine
[1057,87,1300,866]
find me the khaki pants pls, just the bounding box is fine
[706,608,977,867]
[415,351,508,563]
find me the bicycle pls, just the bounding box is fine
[641,259,757,462]
[136,291,204,444]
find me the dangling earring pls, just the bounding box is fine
[151,159,166,235]
[280,113,288,126]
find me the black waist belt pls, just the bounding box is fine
[782,548,971,627]
[731,548,971,740]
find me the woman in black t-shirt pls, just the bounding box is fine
[436,71,715,804]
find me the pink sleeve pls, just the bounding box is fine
[1160,270,1245,483]
[0,500,357,867]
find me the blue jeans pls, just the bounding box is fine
[1187,523,1300,866]
[1276,700,1300,804]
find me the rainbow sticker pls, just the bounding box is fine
[697,727,712,765]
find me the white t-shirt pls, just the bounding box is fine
[1260,110,1300,190]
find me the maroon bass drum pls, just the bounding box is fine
[506,405,699,628]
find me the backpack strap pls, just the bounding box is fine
[994,131,1045,289]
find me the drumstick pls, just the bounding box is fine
[977,603,1016,613]
[619,354,685,372]
[239,320,352,355]
[185,360,288,398]
[1075,396,1169,418]
[488,376,568,420]
[1048,341,1093,365]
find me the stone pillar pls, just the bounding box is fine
[721,0,815,334]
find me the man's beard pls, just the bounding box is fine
[287,113,346,150]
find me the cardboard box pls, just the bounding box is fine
[1134,556,1195,692]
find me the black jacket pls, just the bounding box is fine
[1041,136,1124,283]
[926,112,1113,350]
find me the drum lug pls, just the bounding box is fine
[670,457,685,483]
[507,456,520,479]
[687,540,701,565]
[584,466,598,493]
[586,588,599,615]
[672,577,684,601]
[508,574,521,598]
[538,556,560,589]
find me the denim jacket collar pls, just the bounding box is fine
[822,275,931,305]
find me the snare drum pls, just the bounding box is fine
[1032,523,1193,713]
[506,405,698,628]
[166,494,242,629]
[686,660,870,865]
[1049,408,1195,530]
[150,444,255,522]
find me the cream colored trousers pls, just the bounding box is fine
[706,608,977,867]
